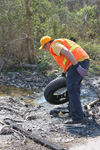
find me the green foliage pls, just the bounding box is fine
[78,41,100,61]
[36,61,51,74]
[69,5,99,40]
[89,60,100,75]
[78,41,100,75]
[35,50,52,74]
[0,0,100,74]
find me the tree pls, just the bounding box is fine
[25,0,34,63]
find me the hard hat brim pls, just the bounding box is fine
[39,46,43,50]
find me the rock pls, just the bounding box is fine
[27,115,38,120]
[0,126,13,135]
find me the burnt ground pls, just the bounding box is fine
[0,72,100,150]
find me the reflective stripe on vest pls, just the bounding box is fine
[63,45,79,65]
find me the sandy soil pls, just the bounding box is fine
[70,136,100,150]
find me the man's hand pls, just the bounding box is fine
[61,72,66,77]
[74,63,88,77]
[58,72,66,78]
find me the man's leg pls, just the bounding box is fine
[66,60,89,121]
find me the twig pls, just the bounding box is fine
[0,121,4,125]
[11,128,26,145]
[3,118,25,123]
[4,33,39,47]
[0,61,4,72]
[0,106,19,114]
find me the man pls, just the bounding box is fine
[39,36,90,124]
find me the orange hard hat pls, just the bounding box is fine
[39,36,52,49]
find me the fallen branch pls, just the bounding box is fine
[13,63,37,69]
[84,98,100,110]
[4,118,66,150]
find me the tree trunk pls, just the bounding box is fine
[25,0,34,64]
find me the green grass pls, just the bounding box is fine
[89,60,100,75]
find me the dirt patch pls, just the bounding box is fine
[0,73,100,150]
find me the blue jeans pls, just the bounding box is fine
[66,59,90,121]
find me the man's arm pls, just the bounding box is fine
[61,46,88,77]
[61,46,77,65]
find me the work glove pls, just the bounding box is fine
[57,72,66,78]
[74,63,88,77]
[61,72,66,77]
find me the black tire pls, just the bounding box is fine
[44,77,69,105]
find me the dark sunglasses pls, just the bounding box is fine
[43,43,47,49]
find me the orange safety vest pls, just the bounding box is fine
[50,39,89,71]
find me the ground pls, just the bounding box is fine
[0,72,100,150]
